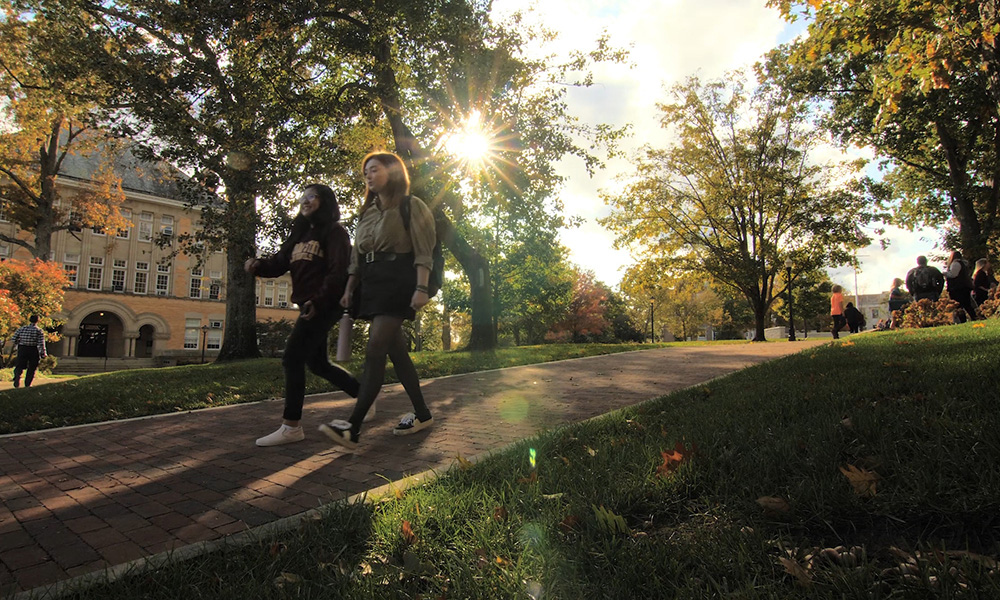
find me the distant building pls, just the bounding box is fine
[0,146,296,369]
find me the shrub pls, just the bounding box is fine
[979,286,1000,319]
[900,297,959,328]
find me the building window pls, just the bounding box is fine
[264,280,274,306]
[255,281,260,305]
[160,215,174,236]
[0,200,7,222]
[117,208,131,239]
[64,253,80,264]
[870,308,879,319]
[87,257,104,290]
[183,318,200,349]
[134,271,148,294]
[209,280,221,300]
[111,267,126,292]
[206,330,222,350]
[189,268,203,298]
[0,242,9,258]
[277,282,288,308]
[68,210,82,232]
[64,264,78,287]
[155,264,170,296]
[139,212,153,241]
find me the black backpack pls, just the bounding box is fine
[913,266,936,292]
[399,195,444,297]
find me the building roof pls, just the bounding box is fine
[59,143,186,200]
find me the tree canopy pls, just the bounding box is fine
[602,75,872,341]
[766,0,1000,259]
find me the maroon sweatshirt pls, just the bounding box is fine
[256,222,351,312]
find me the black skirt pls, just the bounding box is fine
[354,259,417,321]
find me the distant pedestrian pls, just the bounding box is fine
[830,284,846,339]
[320,151,436,451]
[12,315,47,388]
[888,278,909,312]
[245,183,361,447]
[844,301,865,334]
[972,258,997,306]
[905,255,944,301]
[944,250,977,323]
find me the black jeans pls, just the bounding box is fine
[831,315,846,339]
[281,309,359,421]
[948,288,978,323]
[13,346,40,387]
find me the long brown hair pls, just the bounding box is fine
[360,152,410,215]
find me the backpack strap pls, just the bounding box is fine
[399,195,412,233]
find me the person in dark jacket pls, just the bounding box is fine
[945,250,978,323]
[972,258,997,306]
[905,255,944,301]
[11,315,47,388]
[843,302,865,334]
[245,184,360,447]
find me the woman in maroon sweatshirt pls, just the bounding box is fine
[245,184,360,447]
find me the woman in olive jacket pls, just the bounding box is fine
[320,152,436,451]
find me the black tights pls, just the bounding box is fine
[348,315,431,435]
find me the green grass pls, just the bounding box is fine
[0,342,700,434]
[37,322,1000,599]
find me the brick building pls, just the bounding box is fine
[0,147,296,370]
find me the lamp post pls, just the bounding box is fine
[201,325,209,364]
[649,299,655,343]
[785,259,796,342]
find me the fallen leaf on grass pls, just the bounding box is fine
[756,496,791,514]
[273,572,302,587]
[585,446,597,457]
[268,542,287,556]
[778,557,813,587]
[393,486,405,500]
[496,556,513,568]
[839,464,880,497]
[455,453,474,470]
[558,514,581,533]
[493,506,508,521]
[973,323,985,328]
[402,520,417,545]
[518,471,538,484]
[840,340,855,346]
[656,441,694,478]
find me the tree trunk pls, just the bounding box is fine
[935,119,986,259]
[373,38,496,350]
[216,179,261,361]
[752,303,767,342]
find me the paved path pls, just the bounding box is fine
[0,342,824,596]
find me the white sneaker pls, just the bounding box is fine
[256,424,305,447]
[363,401,377,423]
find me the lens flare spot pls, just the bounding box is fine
[529,447,537,469]
[499,394,530,423]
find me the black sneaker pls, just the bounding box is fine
[318,420,358,451]
[393,413,433,436]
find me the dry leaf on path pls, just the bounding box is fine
[778,557,813,587]
[757,496,791,514]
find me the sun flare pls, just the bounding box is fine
[446,110,493,166]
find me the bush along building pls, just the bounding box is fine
[0,147,296,374]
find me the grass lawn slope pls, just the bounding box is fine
[32,326,1000,598]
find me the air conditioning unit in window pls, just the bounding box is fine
[210,321,223,329]
[162,226,173,237]
[278,301,288,308]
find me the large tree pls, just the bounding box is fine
[25,0,367,360]
[602,75,872,341]
[310,4,625,349]
[767,0,1000,259]
[0,6,129,260]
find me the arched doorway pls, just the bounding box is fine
[136,324,155,358]
[77,311,126,358]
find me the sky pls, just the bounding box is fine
[490,0,942,297]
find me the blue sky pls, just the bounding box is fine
[491,0,940,297]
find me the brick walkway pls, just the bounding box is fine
[0,342,824,597]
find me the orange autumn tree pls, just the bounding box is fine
[0,259,68,366]
[0,7,129,261]
[546,269,610,343]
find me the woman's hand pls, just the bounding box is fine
[411,288,429,311]
[300,300,317,320]
[243,257,259,274]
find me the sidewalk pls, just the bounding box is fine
[0,342,824,597]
